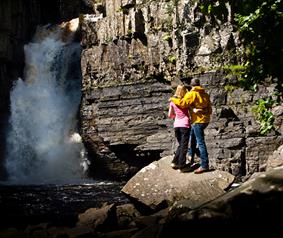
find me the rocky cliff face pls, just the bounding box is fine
[80,0,282,181]
[0,0,282,182]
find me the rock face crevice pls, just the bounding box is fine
[80,78,173,180]
[80,0,282,180]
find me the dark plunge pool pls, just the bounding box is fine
[0,181,129,228]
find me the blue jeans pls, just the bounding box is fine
[188,123,209,169]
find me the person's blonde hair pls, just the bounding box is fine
[174,85,187,98]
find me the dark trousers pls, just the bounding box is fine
[172,127,190,167]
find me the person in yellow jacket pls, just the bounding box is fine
[170,78,212,173]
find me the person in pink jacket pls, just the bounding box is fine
[168,85,191,170]
[170,78,212,173]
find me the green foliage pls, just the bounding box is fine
[229,0,282,133]
[162,32,172,42]
[168,55,177,64]
[197,0,283,95]
[198,0,229,22]
[105,36,113,44]
[223,64,260,91]
[116,6,129,14]
[127,29,133,35]
[224,85,237,92]
[234,0,283,91]
[195,0,283,134]
[161,17,173,31]
[223,64,246,77]
[252,97,275,134]
[165,2,175,15]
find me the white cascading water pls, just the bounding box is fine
[5,19,90,184]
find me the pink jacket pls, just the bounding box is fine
[168,102,190,128]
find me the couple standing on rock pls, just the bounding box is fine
[168,78,212,174]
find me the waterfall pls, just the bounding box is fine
[5,19,90,184]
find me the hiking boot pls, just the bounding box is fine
[176,164,187,172]
[194,167,209,174]
[180,165,194,173]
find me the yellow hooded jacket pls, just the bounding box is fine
[170,86,212,124]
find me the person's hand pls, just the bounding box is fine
[193,108,202,113]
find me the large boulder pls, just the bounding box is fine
[160,164,283,237]
[122,156,235,211]
[265,144,283,170]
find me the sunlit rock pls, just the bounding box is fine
[122,156,235,211]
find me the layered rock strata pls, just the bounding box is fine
[80,0,282,180]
